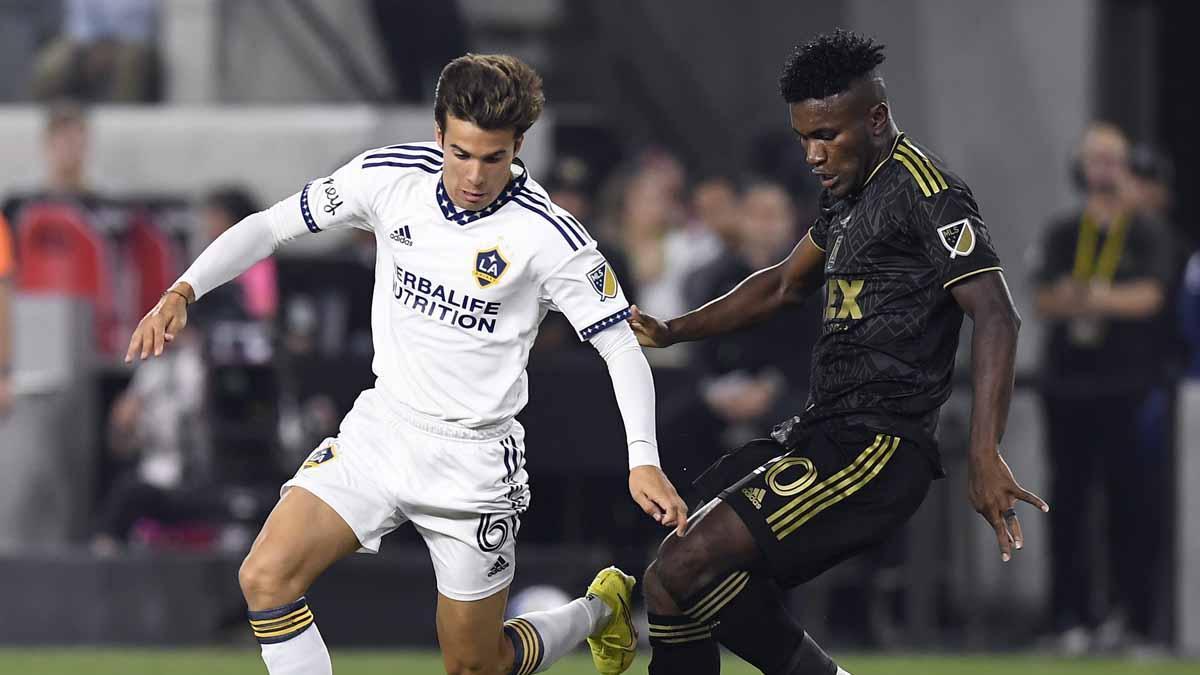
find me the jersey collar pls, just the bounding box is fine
[862,132,905,188]
[436,158,530,226]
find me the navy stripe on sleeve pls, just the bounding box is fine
[299,181,321,233]
[361,161,440,174]
[579,306,633,340]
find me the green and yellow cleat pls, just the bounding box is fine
[585,566,639,674]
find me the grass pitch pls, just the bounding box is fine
[1,649,1197,675]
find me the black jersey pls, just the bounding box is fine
[804,133,1002,455]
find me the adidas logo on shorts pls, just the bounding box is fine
[390,225,413,246]
[742,487,766,510]
[487,555,510,578]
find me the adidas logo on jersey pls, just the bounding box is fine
[487,555,511,578]
[742,487,766,510]
[390,225,413,246]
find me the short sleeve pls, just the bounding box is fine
[271,153,375,234]
[912,187,1003,289]
[540,246,632,341]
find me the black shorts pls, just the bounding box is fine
[720,421,933,588]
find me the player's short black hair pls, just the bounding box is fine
[435,54,545,137]
[203,186,260,224]
[779,29,886,103]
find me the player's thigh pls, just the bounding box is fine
[436,587,514,674]
[721,426,932,587]
[240,486,361,608]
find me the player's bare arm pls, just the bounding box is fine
[124,281,194,363]
[629,232,826,347]
[952,270,1049,563]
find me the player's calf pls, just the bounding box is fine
[647,502,844,675]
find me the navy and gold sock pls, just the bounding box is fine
[504,617,545,675]
[247,597,316,644]
[647,612,719,675]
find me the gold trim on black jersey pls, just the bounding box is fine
[863,133,906,187]
[943,266,1004,289]
[894,138,949,198]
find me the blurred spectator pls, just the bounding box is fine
[30,0,160,103]
[662,182,818,468]
[198,187,277,322]
[0,212,12,415]
[2,102,116,227]
[91,329,208,553]
[1032,123,1173,652]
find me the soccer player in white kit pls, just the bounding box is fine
[125,54,688,675]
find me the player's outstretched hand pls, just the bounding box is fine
[628,305,673,348]
[629,465,689,536]
[967,450,1049,563]
[124,288,190,363]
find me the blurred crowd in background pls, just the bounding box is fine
[1,0,1198,656]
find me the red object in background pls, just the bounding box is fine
[127,214,177,315]
[15,203,119,354]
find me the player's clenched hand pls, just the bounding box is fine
[124,287,190,363]
[629,465,689,536]
[628,305,673,348]
[967,449,1049,563]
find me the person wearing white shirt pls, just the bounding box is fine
[125,54,686,675]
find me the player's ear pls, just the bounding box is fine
[512,133,524,157]
[434,123,444,147]
[868,102,889,137]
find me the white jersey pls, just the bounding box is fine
[271,141,630,427]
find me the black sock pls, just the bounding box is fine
[647,612,720,675]
[680,572,837,675]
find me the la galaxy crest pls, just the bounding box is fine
[302,444,337,470]
[474,246,509,288]
[587,261,618,300]
[937,218,976,258]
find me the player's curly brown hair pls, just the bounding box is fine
[434,54,545,137]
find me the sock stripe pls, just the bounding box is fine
[649,622,710,635]
[505,618,543,675]
[252,612,314,639]
[684,571,750,620]
[247,598,315,645]
[249,606,311,628]
[649,624,713,639]
[655,632,714,645]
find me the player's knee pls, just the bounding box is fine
[238,553,303,608]
[653,534,720,605]
[642,560,678,614]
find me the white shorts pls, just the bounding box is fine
[283,389,530,601]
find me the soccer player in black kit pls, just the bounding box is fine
[629,30,1049,675]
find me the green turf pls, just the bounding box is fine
[0,649,1196,675]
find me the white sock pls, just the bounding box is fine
[506,595,611,674]
[249,598,331,675]
[836,667,852,675]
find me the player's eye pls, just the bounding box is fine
[453,152,469,160]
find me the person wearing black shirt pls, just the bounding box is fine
[629,30,1047,675]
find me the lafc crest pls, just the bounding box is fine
[937,218,976,258]
[474,247,509,288]
[587,262,618,300]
